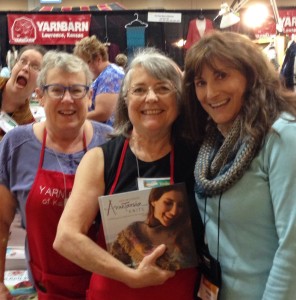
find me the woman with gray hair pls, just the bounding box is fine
[0,51,112,299]
[54,48,202,300]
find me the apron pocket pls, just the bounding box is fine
[30,261,90,299]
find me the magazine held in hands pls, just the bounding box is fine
[99,182,198,271]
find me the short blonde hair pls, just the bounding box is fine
[115,53,128,68]
[73,35,108,63]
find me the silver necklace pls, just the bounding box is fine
[51,149,68,204]
[130,137,141,178]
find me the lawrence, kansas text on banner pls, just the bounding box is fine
[7,14,91,45]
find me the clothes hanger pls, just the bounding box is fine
[125,13,148,28]
[197,9,205,20]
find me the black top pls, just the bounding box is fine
[101,135,197,194]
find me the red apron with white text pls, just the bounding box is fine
[87,139,198,299]
[26,130,92,300]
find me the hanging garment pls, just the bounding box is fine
[184,18,214,50]
[126,26,146,62]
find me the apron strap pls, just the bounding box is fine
[38,128,47,170]
[109,138,129,195]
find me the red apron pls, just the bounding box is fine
[26,129,92,300]
[87,139,198,300]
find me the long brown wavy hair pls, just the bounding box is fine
[183,30,296,149]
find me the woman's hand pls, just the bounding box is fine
[125,244,175,288]
[0,283,12,300]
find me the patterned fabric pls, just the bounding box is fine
[91,63,124,126]
[91,64,124,106]
[110,221,197,271]
[195,118,258,197]
[33,3,126,12]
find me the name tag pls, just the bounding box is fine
[0,112,18,133]
[137,177,170,190]
[195,249,222,300]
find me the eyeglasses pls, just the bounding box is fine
[17,58,41,72]
[128,83,176,98]
[42,84,90,100]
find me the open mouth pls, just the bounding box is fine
[16,76,28,87]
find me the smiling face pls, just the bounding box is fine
[151,190,184,227]
[10,49,43,98]
[194,59,247,136]
[36,67,92,133]
[126,66,179,138]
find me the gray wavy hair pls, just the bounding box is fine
[37,50,93,87]
[112,48,184,140]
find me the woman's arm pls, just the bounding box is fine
[0,185,17,299]
[262,121,296,299]
[54,147,174,288]
[87,93,117,123]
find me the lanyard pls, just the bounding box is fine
[203,193,222,261]
[109,138,174,195]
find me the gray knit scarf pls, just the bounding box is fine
[194,118,258,197]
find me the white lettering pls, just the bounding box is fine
[42,32,65,38]
[281,17,296,28]
[39,185,46,193]
[66,32,84,38]
[42,198,50,205]
[36,21,89,32]
[41,186,66,198]
[36,21,44,31]
[13,38,35,43]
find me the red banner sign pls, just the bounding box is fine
[7,14,91,45]
[279,9,296,36]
